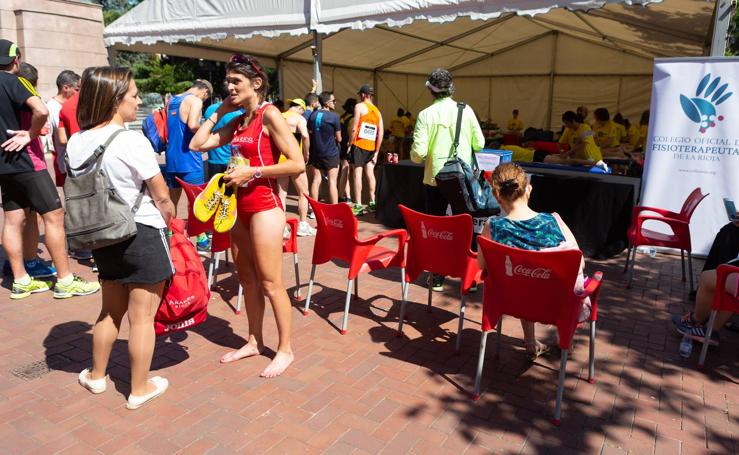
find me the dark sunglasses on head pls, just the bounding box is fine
[230,53,264,79]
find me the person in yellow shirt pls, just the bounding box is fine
[638,110,649,151]
[389,108,409,162]
[592,108,630,158]
[545,110,603,165]
[506,109,524,134]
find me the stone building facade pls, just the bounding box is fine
[0,0,108,99]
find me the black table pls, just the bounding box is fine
[375,160,640,259]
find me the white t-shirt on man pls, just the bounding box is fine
[46,97,64,169]
[66,124,166,229]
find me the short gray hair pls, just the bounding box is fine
[56,70,81,90]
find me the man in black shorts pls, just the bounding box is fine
[307,91,341,204]
[348,84,384,215]
[0,39,99,300]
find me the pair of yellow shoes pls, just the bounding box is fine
[193,173,237,233]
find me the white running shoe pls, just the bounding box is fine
[297,221,317,237]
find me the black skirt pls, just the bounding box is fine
[92,223,174,284]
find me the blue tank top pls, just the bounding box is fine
[488,213,565,250]
[165,94,201,173]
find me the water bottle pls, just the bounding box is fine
[679,334,693,358]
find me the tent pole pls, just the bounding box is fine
[710,0,734,56]
[616,76,623,114]
[278,58,285,102]
[546,31,558,131]
[312,30,323,93]
[373,71,379,105]
[107,47,117,67]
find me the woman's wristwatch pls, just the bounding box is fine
[253,167,263,179]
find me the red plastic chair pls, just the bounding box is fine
[474,236,603,425]
[303,196,407,334]
[698,264,739,368]
[624,187,709,292]
[397,205,480,351]
[176,178,302,314]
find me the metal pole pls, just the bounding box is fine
[312,30,323,93]
[278,57,285,102]
[107,47,118,67]
[546,31,558,131]
[710,0,735,56]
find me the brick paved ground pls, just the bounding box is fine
[0,194,737,454]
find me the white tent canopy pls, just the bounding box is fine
[105,0,714,129]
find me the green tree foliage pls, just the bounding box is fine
[729,7,739,56]
[134,57,193,95]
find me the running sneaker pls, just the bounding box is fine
[297,221,317,237]
[367,201,377,212]
[53,275,101,299]
[671,313,720,346]
[213,185,237,233]
[338,197,353,205]
[308,211,316,220]
[11,278,51,300]
[69,250,93,260]
[24,259,57,279]
[352,204,366,216]
[428,274,444,292]
[194,173,225,222]
[3,259,56,278]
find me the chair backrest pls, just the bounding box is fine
[307,196,358,264]
[713,264,739,314]
[680,187,709,220]
[175,177,210,237]
[477,236,583,349]
[399,204,474,281]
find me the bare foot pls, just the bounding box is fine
[220,343,263,364]
[259,351,294,378]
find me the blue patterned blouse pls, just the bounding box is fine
[488,213,565,250]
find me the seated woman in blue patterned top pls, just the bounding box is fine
[478,163,588,361]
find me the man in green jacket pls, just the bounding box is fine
[410,68,485,291]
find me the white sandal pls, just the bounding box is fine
[126,376,168,410]
[78,368,107,394]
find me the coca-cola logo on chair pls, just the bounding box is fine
[325,218,344,229]
[505,255,551,279]
[420,221,453,241]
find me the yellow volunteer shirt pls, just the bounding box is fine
[506,117,524,132]
[562,123,602,162]
[390,116,406,138]
[638,124,648,150]
[501,145,534,162]
[628,125,641,147]
[592,120,622,148]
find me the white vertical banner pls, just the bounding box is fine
[642,57,739,255]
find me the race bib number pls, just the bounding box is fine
[358,122,378,141]
[472,216,488,234]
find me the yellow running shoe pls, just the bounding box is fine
[213,185,237,233]
[194,173,225,222]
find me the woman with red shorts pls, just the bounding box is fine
[190,54,304,377]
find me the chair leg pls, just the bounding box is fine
[472,331,489,400]
[354,276,359,299]
[426,278,433,313]
[397,269,408,337]
[680,249,686,282]
[303,265,317,315]
[340,278,354,335]
[698,311,717,368]
[235,284,243,315]
[455,292,466,353]
[588,321,596,383]
[623,246,631,273]
[552,349,569,426]
[627,247,637,288]
[293,253,302,301]
[687,252,695,294]
[495,318,503,358]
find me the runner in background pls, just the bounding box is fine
[279,98,315,236]
[348,84,383,215]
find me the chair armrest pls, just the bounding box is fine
[637,215,689,232]
[633,205,683,221]
[581,271,603,297]
[357,228,408,247]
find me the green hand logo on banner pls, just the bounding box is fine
[680,74,732,134]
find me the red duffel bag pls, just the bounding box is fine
[154,218,210,336]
